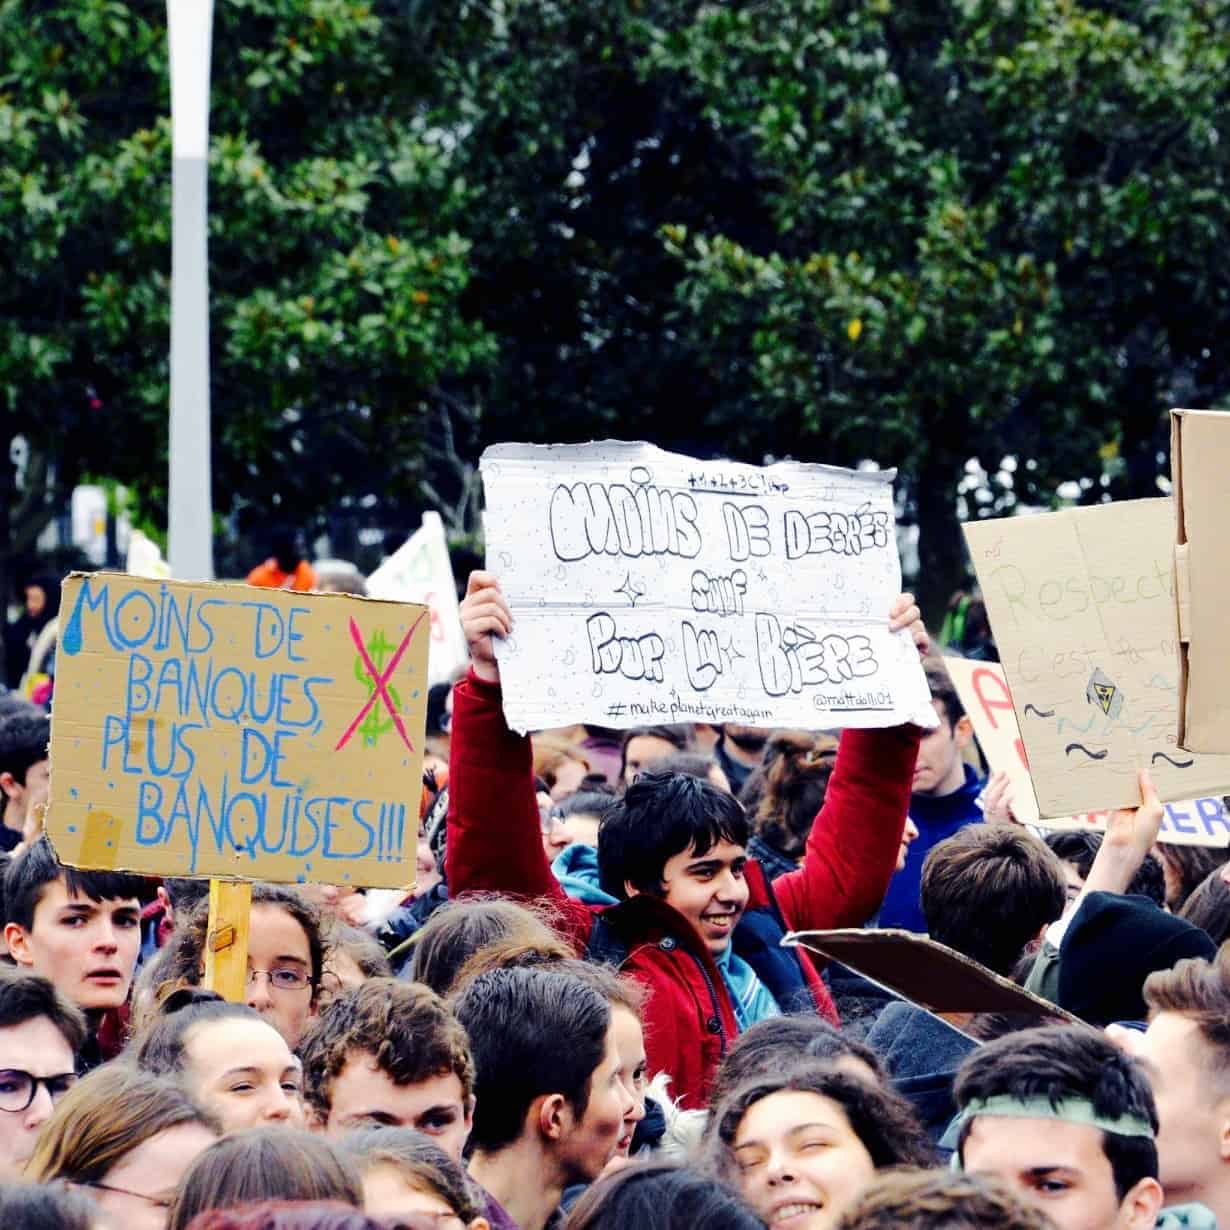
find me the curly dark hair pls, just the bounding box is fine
[298,977,474,1121]
[153,883,326,1006]
[707,1062,935,1181]
[752,730,839,860]
[705,1013,883,1124]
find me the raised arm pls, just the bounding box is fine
[773,594,927,931]
[445,572,593,948]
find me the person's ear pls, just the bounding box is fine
[1217,1096,1230,1162]
[623,881,642,900]
[1023,923,1048,955]
[4,923,35,969]
[1120,1176,1163,1230]
[953,715,974,749]
[464,1095,476,1134]
[156,884,173,926]
[536,1092,568,1142]
[0,772,20,803]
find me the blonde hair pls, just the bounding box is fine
[533,736,593,791]
[26,1063,219,1183]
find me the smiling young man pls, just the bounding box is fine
[447,571,926,1109]
[299,977,474,1161]
[3,835,145,1067]
[952,1025,1166,1230]
[0,968,86,1179]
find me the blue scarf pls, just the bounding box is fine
[716,941,781,1031]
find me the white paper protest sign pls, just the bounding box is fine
[367,512,467,686]
[479,441,935,734]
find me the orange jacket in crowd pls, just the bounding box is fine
[245,559,318,592]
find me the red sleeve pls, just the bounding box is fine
[773,724,921,932]
[444,671,594,951]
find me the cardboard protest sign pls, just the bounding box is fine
[965,501,1230,819]
[1172,409,1230,753]
[943,656,1230,845]
[367,512,468,687]
[479,441,935,734]
[48,573,429,888]
[785,929,1078,1022]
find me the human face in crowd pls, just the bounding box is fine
[0,1015,77,1179]
[896,817,919,873]
[542,807,603,858]
[911,702,972,797]
[362,1165,488,1230]
[24,585,47,621]
[180,1016,305,1133]
[610,1005,648,1159]
[6,879,142,1012]
[556,1019,638,1183]
[623,735,679,787]
[244,903,316,1048]
[0,757,50,839]
[962,1114,1160,1230]
[550,758,588,802]
[321,1052,472,1163]
[645,839,750,956]
[731,1089,877,1230]
[86,1121,218,1230]
[1127,1011,1230,1207]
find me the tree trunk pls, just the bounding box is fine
[913,451,967,637]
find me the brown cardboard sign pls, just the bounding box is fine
[945,656,1229,845]
[785,928,1077,1022]
[964,502,1230,820]
[1172,409,1230,752]
[48,573,429,888]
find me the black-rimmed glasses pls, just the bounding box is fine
[0,1069,77,1113]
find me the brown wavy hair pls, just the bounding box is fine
[753,730,839,859]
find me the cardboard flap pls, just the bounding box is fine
[1171,409,1230,752]
[965,501,1230,818]
[1175,543,1191,645]
[784,928,1078,1022]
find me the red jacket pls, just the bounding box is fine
[446,672,920,1108]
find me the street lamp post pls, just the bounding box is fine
[167,0,216,580]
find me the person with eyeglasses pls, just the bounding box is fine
[26,1063,220,1230]
[0,966,86,1179]
[136,991,307,1134]
[152,883,325,1050]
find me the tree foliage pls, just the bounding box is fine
[0,0,492,597]
[641,0,1230,613]
[3,0,1229,625]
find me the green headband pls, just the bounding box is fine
[943,1095,1155,1159]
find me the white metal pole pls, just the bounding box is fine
[167,0,215,580]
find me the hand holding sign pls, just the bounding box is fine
[889,592,929,658]
[461,571,513,686]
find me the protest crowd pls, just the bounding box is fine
[0,530,1228,1230]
